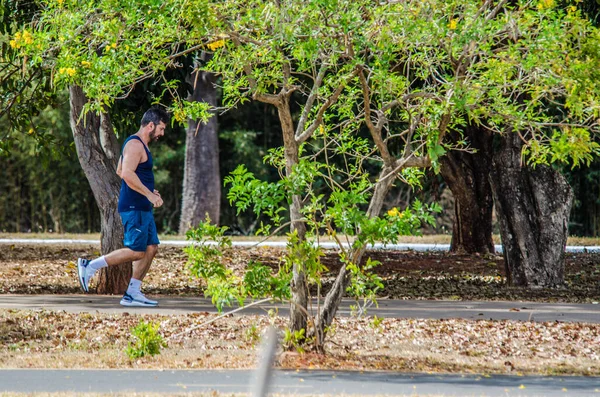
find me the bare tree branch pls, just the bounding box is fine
[358,65,394,164]
[295,63,327,137]
[295,70,356,144]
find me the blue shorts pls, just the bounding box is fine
[120,211,160,252]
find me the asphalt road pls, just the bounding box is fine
[1,294,600,323]
[2,369,600,396]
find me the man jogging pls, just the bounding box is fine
[77,107,170,307]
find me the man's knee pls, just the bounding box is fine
[147,245,158,257]
[131,250,146,261]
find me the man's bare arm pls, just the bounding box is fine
[116,156,123,177]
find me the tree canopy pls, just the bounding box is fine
[10,0,599,166]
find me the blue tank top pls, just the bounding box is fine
[118,135,154,213]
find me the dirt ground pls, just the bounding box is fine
[0,243,599,375]
[1,306,599,375]
[0,243,599,302]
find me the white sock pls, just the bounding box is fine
[89,256,108,271]
[127,278,142,295]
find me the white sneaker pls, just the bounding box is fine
[120,291,158,307]
[76,258,96,293]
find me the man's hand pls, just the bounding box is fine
[148,192,163,208]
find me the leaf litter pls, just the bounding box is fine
[0,245,599,303]
[0,308,599,375]
[0,244,599,375]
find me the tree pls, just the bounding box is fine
[462,0,600,286]
[179,53,221,232]
[491,130,573,287]
[440,0,600,256]
[1,0,101,237]
[198,0,600,346]
[11,0,215,293]
[191,0,465,344]
[69,86,131,293]
[440,125,495,254]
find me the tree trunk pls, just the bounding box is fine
[69,85,131,294]
[440,125,495,254]
[278,95,308,336]
[490,131,573,288]
[179,67,221,233]
[315,165,396,347]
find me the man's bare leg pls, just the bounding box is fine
[77,247,144,293]
[122,245,159,306]
[132,245,158,281]
[104,248,145,266]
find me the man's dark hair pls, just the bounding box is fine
[141,107,170,127]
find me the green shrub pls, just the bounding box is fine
[126,320,167,359]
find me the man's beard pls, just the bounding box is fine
[149,126,157,142]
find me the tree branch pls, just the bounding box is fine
[402,113,422,159]
[358,65,393,164]
[229,35,281,106]
[295,69,357,144]
[294,63,327,137]
[377,153,432,186]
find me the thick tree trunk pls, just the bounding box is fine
[69,86,131,294]
[440,126,495,254]
[278,96,308,335]
[179,67,221,233]
[490,132,573,288]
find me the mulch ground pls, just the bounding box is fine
[1,243,600,375]
[0,243,599,302]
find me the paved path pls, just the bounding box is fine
[1,369,599,396]
[1,294,600,323]
[2,238,600,252]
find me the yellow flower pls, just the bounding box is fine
[57,67,76,77]
[448,19,458,30]
[15,32,21,40]
[57,0,64,5]
[81,60,91,68]
[537,0,555,10]
[569,5,577,12]
[319,125,325,134]
[387,208,399,217]
[9,40,18,49]
[21,30,33,45]
[207,39,225,51]
[28,128,34,134]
